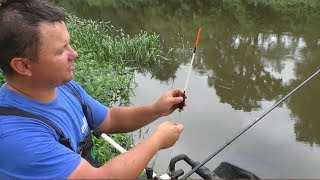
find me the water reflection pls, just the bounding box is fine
[287,47,320,146]
[53,0,320,164]
[203,31,288,112]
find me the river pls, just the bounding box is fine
[53,1,320,178]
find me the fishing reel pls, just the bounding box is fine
[144,154,259,179]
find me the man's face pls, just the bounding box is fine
[29,21,78,87]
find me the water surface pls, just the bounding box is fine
[54,1,320,178]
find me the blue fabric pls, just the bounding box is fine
[0,80,108,179]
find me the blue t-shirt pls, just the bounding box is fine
[0,80,108,179]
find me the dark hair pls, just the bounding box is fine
[0,0,68,76]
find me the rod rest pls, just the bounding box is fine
[168,154,216,179]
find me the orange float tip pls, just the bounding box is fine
[195,28,202,47]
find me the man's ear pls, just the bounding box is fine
[10,57,32,76]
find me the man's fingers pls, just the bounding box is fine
[172,96,187,107]
[176,124,184,132]
[171,122,184,132]
[171,88,184,97]
[172,96,184,104]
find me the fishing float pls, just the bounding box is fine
[178,28,202,111]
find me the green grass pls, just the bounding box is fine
[92,134,134,165]
[66,15,164,165]
[67,15,163,106]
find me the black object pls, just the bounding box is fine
[167,154,259,179]
[145,167,154,179]
[213,161,259,179]
[168,154,215,179]
[178,91,186,110]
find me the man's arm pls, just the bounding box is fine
[69,121,184,179]
[99,104,159,133]
[98,88,185,134]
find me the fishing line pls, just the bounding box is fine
[178,28,202,112]
[181,69,320,180]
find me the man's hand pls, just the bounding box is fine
[150,121,184,149]
[69,121,184,179]
[152,88,186,117]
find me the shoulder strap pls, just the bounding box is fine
[63,83,102,137]
[0,106,74,150]
[63,83,90,123]
[0,82,100,151]
[0,107,65,137]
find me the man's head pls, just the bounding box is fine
[0,0,74,80]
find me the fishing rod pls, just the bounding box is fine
[181,69,320,180]
[178,28,202,111]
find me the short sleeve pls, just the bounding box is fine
[0,119,81,179]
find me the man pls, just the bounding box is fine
[0,0,185,179]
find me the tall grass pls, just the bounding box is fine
[68,15,163,106]
[67,15,164,165]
